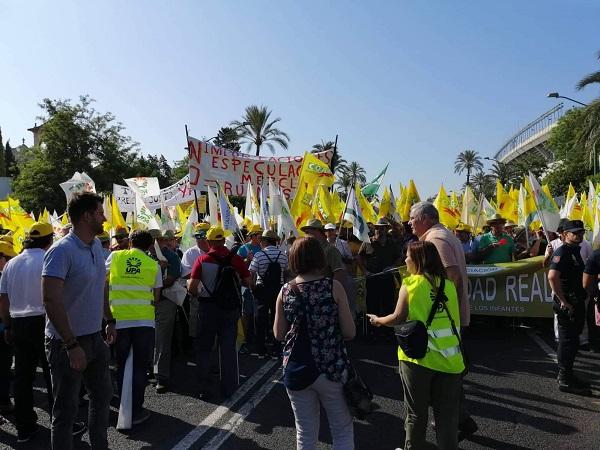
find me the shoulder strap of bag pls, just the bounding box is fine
[440,298,464,353]
[203,250,234,298]
[425,277,445,328]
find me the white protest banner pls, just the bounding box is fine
[187,136,333,199]
[60,172,96,203]
[114,175,195,212]
[124,177,161,198]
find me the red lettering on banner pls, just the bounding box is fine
[210,146,223,156]
[267,164,276,176]
[234,184,244,196]
[221,158,229,170]
[189,167,200,186]
[232,158,241,171]
[177,185,188,196]
[254,162,264,175]
[241,174,252,185]
[243,161,250,173]
[224,182,232,196]
[212,157,219,169]
[282,188,292,199]
[188,141,201,163]
[256,175,264,186]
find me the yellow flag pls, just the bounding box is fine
[312,186,336,223]
[433,185,459,229]
[355,182,377,224]
[111,195,128,231]
[291,182,314,228]
[542,184,559,211]
[378,186,392,219]
[566,183,576,204]
[401,179,421,221]
[12,227,25,254]
[39,208,50,224]
[299,152,335,189]
[507,186,519,224]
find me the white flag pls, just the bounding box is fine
[528,172,560,232]
[217,183,238,233]
[259,183,270,230]
[277,189,299,239]
[344,188,371,243]
[206,185,219,226]
[268,178,282,221]
[60,172,96,203]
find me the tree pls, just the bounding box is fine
[575,51,600,174]
[454,150,483,186]
[13,95,141,212]
[171,155,189,184]
[334,171,353,198]
[213,127,241,152]
[5,140,16,178]
[231,105,289,156]
[576,50,600,91]
[469,170,494,199]
[488,161,514,187]
[343,161,367,185]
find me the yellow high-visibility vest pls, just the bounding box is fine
[398,275,465,374]
[108,248,158,327]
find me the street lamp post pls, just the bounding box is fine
[547,92,588,107]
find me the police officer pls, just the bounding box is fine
[107,230,162,426]
[547,220,591,395]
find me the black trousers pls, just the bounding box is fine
[13,315,53,432]
[253,289,279,354]
[0,322,12,404]
[366,273,396,334]
[556,301,586,375]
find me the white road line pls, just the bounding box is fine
[171,359,278,450]
[528,331,558,363]
[203,367,282,449]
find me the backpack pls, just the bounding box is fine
[255,251,283,301]
[205,250,242,310]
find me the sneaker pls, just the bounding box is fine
[238,343,250,355]
[458,416,478,442]
[72,421,87,437]
[156,382,168,394]
[132,409,151,426]
[17,425,38,443]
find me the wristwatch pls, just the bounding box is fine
[63,338,79,351]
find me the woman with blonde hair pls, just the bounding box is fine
[274,237,356,450]
[368,240,465,450]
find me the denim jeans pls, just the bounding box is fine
[195,302,239,396]
[46,332,112,450]
[286,374,354,450]
[400,361,461,450]
[13,315,53,433]
[115,327,154,416]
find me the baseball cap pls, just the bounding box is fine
[206,226,225,241]
[27,222,54,238]
[193,222,210,238]
[324,223,336,231]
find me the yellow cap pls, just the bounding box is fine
[194,222,211,232]
[0,233,14,244]
[248,224,263,235]
[455,222,472,232]
[206,226,225,241]
[27,222,54,238]
[0,241,17,258]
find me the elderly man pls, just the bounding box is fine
[477,214,515,264]
[408,201,477,441]
[324,223,354,268]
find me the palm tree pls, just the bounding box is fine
[576,51,600,171]
[312,139,347,175]
[469,170,494,199]
[343,161,367,185]
[231,105,290,156]
[489,161,515,187]
[454,150,483,186]
[334,171,353,198]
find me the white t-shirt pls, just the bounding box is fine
[181,246,205,278]
[0,248,46,318]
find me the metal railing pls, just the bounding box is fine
[494,103,565,161]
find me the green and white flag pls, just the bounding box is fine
[528,172,560,232]
[361,164,388,197]
[344,187,371,243]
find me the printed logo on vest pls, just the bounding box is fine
[125,257,142,275]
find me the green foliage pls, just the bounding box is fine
[232,105,289,156]
[312,140,347,175]
[13,95,142,212]
[171,155,189,184]
[454,150,483,186]
[0,128,6,177]
[213,127,241,151]
[4,140,16,178]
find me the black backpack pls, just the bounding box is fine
[255,251,282,300]
[205,251,242,310]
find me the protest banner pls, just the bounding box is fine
[467,256,553,318]
[187,136,333,198]
[60,172,96,202]
[113,175,197,212]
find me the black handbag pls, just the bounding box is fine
[343,360,374,420]
[394,278,446,359]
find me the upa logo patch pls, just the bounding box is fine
[125,257,142,275]
[552,255,561,264]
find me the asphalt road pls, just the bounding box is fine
[1,319,599,449]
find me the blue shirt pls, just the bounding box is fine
[237,243,261,259]
[43,232,107,339]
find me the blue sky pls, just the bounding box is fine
[1,1,599,199]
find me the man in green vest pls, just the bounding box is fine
[106,230,162,428]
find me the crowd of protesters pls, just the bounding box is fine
[0,193,597,449]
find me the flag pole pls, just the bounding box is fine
[185,125,201,220]
[472,192,484,232]
[330,134,338,175]
[527,173,552,245]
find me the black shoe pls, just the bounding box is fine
[458,417,478,442]
[156,382,168,394]
[239,343,250,355]
[558,378,592,396]
[72,421,87,437]
[132,409,151,426]
[17,425,39,443]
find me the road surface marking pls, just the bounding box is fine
[527,331,558,363]
[171,359,278,449]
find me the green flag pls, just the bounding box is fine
[361,163,388,197]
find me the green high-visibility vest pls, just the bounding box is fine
[108,249,158,325]
[398,274,465,374]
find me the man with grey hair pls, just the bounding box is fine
[408,201,477,441]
